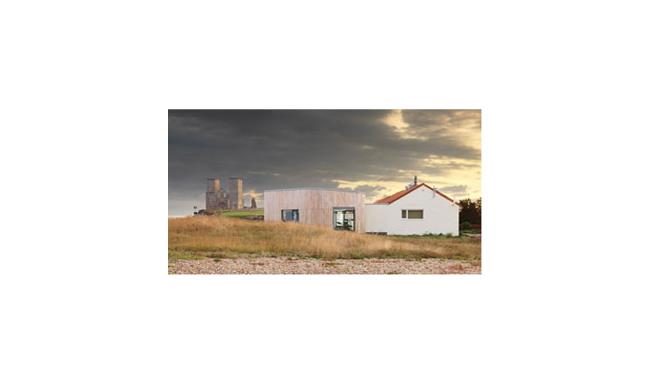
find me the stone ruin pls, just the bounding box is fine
[205,177,243,211]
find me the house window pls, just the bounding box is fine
[408,210,424,219]
[402,209,424,219]
[281,209,299,222]
[333,207,355,231]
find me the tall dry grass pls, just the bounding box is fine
[169,216,480,262]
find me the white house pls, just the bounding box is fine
[365,182,459,236]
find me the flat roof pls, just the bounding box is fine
[264,187,362,194]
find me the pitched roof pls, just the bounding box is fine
[373,183,455,204]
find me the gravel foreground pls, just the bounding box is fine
[169,257,480,274]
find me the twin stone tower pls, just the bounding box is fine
[206,177,244,211]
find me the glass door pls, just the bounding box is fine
[333,208,355,231]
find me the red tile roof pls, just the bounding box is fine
[373,183,455,204]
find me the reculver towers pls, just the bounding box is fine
[206,177,243,211]
[227,177,243,209]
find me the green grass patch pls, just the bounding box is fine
[220,209,264,218]
[168,250,205,261]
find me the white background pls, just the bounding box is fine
[1,1,649,379]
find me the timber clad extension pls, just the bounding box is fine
[264,188,366,232]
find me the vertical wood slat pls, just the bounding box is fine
[263,189,365,232]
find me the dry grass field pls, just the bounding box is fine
[169,216,481,271]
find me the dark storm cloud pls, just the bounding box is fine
[338,184,387,199]
[169,110,480,215]
[402,110,481,136]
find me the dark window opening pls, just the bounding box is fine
[281,209,299,222]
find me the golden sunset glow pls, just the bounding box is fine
[384,110,421,139]
[339,109,481,202]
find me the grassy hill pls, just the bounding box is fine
[220,209,264,218]
[169,216,480,263]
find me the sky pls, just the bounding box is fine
[168,110,481,216]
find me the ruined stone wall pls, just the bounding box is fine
[228,177,243,209]
[206,177,243,210]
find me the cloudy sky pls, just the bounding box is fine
[169,110,481,216]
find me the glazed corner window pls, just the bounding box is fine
[281,209,299,222]
[402,209,424,219]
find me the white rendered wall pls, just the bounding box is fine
[365,186,459,236]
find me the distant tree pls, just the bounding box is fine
[460,221,473,230]
[458,198,481,225]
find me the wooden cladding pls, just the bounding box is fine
[264,189,365,232]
